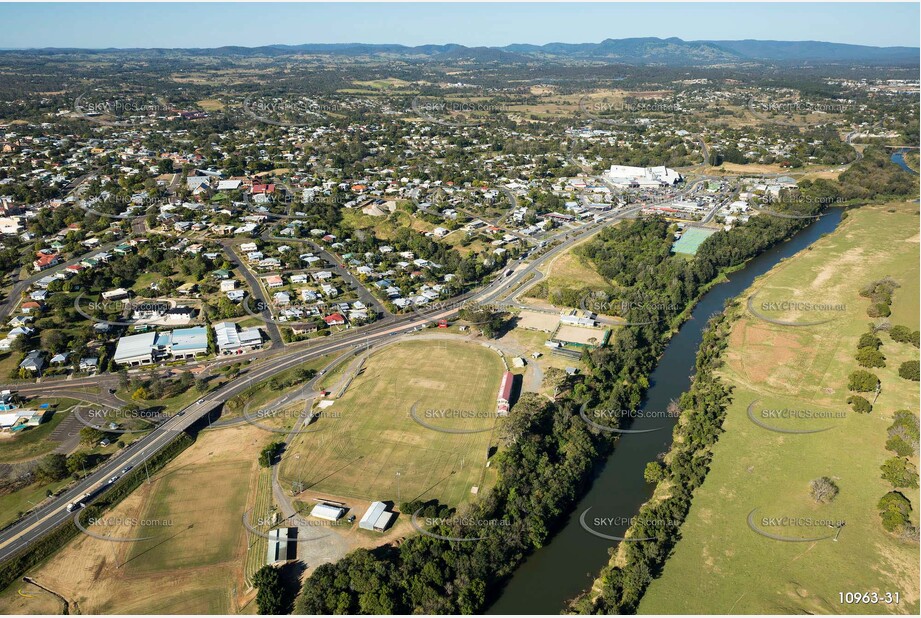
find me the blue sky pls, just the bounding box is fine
[0,3,917,49]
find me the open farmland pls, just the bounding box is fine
[3,425,273,614]
[278,338,506,508]
[640,202,921,615]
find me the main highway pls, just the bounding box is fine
[0,199,644,564]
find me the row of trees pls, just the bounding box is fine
[849,280,920,539]
[294,203,828,613]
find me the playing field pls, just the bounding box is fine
[278,338,506,507]
[671,226,717,255]
[8,425,272,614]
[640,202,920,614]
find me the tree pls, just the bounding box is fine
[846,395,872,414]
[889,325,912,344]
[542,367,568,397]
[132,386,149,400]
[886,410,919,457]
[66,451,90,476]
[644,461,665,484]
[878,491,913,533]
[79,426,104,445]
[847,370,879,392]
[855,347,886,368]
[259,442,284,468]
[880,457,920,489]
[898,360,920,381]
[858,332,882,350]
[809,477,839,503]
[36,453,68,484]
[252,565,285,614]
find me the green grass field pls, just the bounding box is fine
[640,203,920,614]
[279,339,506,507]
[125,458,252,574]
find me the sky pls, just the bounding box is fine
[0,2,918,50]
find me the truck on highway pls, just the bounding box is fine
[66,493,91,512]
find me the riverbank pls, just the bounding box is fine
[638,201,920,614]
[487,209,845,614]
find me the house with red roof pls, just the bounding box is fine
[324,313,346,327]
[32,252,60,272]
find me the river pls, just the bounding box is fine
[891,149,919,175]
[487,209,845,614]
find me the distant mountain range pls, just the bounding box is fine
[10,37,920,66]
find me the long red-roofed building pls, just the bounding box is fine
[497,371,514,417]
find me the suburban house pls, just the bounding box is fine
[19,350,45,374]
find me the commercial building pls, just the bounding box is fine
[359,501,395,532]
[213,321,264,354]
[169,326,209,359]
[604,165,682,188]
[113,326,208,366]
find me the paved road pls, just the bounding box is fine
[260,229,389,319]
[0,238,127,323]
[0,196,645,565]
[219,240,284,348]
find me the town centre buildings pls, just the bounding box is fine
[604,165,682,188]
[113,326,208,366]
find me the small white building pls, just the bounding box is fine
[359,501,395,532]
[310,503,346,521]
